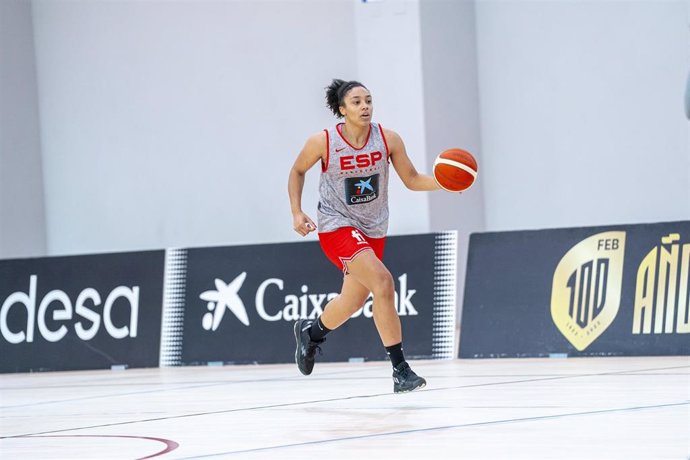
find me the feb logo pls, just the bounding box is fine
[550,231,626,351]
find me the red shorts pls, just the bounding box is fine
[318,227,386,274]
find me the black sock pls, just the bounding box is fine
[309,317,331,341]
[385,342,405,368]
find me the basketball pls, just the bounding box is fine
[433,148,478,192]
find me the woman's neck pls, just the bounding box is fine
[340,121,370,147]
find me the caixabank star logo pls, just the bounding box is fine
[550,232,626,351]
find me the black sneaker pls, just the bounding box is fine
[294,319,324,376]
[392,362,426,393]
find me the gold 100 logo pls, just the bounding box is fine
[551,232,626,351]
[633,233,690,334]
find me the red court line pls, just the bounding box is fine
[12,434,178,459]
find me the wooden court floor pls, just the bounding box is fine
[1,356,689,459]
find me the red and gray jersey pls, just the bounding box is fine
[317,122,390,238]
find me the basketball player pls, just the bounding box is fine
[288,79,441,393]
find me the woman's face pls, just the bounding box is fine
[339,86,372,126]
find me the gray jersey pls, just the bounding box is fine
[317,122,390,237]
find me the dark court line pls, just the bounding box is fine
[2,364,687,439]
[0,367,374,410]
[3,363,687,411]
[0,378,289,411]
[0,373,570,391]
[0,373,555,392]
[174,401,690,458]
[3,371,688,394]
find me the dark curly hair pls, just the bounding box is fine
[325,79,368,118]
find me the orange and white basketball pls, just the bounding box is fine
[433,148,478,192]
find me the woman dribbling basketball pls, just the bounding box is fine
[287,79,440,393]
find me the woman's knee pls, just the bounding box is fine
[370,270,395,299]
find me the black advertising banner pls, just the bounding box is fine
[459,221,690,358]
[0,251,164,372]
[0,232,455,373]
[160,232,456,366]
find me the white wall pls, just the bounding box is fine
[30,0,441,257]
[419,0,485,330]
[354,0,431,236]
[31,0,359,255]
[6,0,690,259]
[476,0,690,231]
[0,0,46,259]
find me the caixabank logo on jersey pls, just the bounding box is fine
[173,233,455,365]
[460,221,689,358]
[0,251,165,373]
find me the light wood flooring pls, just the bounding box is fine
[1,356,689,459]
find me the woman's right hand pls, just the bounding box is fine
[292,212,317,237]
